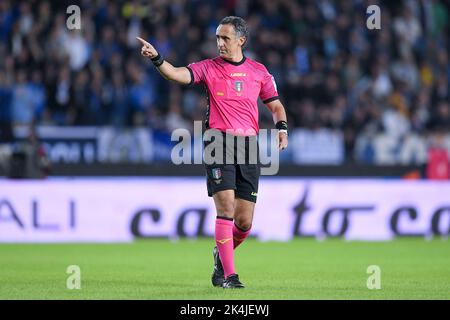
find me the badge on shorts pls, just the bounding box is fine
[235,81,243,92]
[212,168,222,180]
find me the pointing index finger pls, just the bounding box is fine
[136,37,149,47]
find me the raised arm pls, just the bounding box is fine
[137,37,192,85]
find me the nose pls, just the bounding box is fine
[217,38,225,48]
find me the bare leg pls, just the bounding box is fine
[232,198,255,249]
[213,190,235,219]
[234,198,255,230]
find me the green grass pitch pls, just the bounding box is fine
[0,238,449,299]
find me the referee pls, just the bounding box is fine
[138,16,288,289]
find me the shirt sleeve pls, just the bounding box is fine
[186,59,209,85]
[259,68,279,104]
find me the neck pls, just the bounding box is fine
[225,51,244,63]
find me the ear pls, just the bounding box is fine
[238,36,246,47]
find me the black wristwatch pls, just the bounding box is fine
[151,53,165,67]
[276,120,288,135]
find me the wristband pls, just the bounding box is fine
[276,120,288,130]
[276,121,288,136]
[151,53,165,67]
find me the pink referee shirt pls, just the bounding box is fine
[187,56,279,136]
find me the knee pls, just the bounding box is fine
[216,202,235,219]
[234,217,252,231]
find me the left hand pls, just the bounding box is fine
[278,132,288,150]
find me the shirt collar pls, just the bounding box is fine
[220,55,246,66]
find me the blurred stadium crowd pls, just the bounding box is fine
[0,0,449,159]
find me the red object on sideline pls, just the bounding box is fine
[426,148,450,180]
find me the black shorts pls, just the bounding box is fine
[204,131,260,203]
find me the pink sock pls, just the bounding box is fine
[233,223,251,249]
[215,217,235,277]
